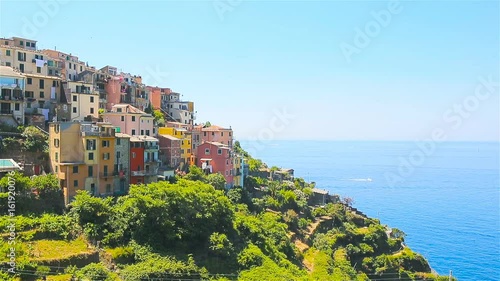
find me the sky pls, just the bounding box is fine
[0,0,498,141]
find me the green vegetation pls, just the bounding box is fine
[0,147,452,281]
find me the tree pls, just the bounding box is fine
[22,126,48,152]
[185,165,206,182]
[204,121,212,127]
[153,110,165,126]
[207,173,226,190]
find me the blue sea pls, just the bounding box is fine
[240,141,500,281]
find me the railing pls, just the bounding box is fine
[100,172,111,178]
[131,169,158,176]
[0,110,13,114]
[144,144,159,150]
[144,158,160,163]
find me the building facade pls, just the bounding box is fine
[197,142,234,188]
[103,104,155,136]
[0,66,25,126]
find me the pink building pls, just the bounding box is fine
[196,141,234,188]
[205,125,233,146]
[103,104,155,136]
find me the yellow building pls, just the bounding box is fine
[158,127,193,167]
[49,122,117,205]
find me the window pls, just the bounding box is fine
[5,62,10,67]
[146,130,150,136]
[120,116,124,121]
[106,184,111,193]
[90,96,94,103]
[27,102,31,108]
[6,50,10,56]
[36,67,41,73]
[14,103,20,111]
[212,132,215,136]
[73,95,77,102]
[89,152,94,160]
[103,153,110,160]
[48,69,52,75]
[55,152,58,162]
[55,166,58,173]
[74,180,78,187]
[39,79,44,89]
[17,52,26,61]
[88,166,93,177]
[132,152,136,158]
[218,149,222,155]
[205,148,210,155]
[38,101,44,108]
[117,151,121,159]
[131,129,136,135]
[116,138,121,145]
[141,130,144,135]
[72,107,77,113]
[69,62,72,68]
[221,132,224,136]
[39,91,44,98]
[102,140,109,147]
[80,65,83,71]
[204,132,207,137]
[132,116,136,122]
[54,139,59,147]
[69,74,72,80]
[229,132,232,137]
[27,78,32,84]
[73,64,76,70]
[104,165,108,176]
[73,166,78,173]
[225,170,228,176]
[19,64,24,72]
[90,108,94,114]
[117,108,122,113]
[90,183,95,194]
[86,139,96,150]
[181,149,184,154]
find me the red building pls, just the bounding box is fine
[130,137,145,184]
[197,142,234,188]
[129,136,160,185]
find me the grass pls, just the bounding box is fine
[30,236,91,261]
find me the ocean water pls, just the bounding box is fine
[240,140,500,281]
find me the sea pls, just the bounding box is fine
[239,140,500,281]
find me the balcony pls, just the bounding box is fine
[0,109,13,115]
[113,170,127,178]
[131,168,158,176]
[144,158,160,163]
[100,172,111,178]
[144,144,159,150]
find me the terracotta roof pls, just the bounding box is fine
[202,125,232,131]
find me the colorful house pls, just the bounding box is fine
[114,133,130,195]
[0,66,26,126]
[129,135,159,185]
[49,122,118,205]
[196,142,234,188]
[158,134,181,168]
[103,104,155,136]
[158,126,193,168]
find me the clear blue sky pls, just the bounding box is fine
[1,0,498,141]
